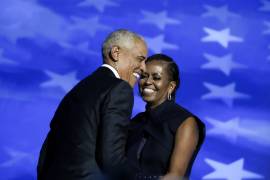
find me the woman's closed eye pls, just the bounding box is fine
[153,76,161,80]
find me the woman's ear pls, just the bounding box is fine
[168,81,176,94]
[109,46,120,62]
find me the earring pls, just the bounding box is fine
[167,93,172,101]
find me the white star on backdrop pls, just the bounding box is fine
[0,147,34,168]
[201,53,246,76]
[203,158,264,180]
[259,0,270,12]
[78,0,118,12]
[76,42,99,55]
[0,22,36,44]
[202,5,240,23]
[69,16,110,37]
[206,117,256,143]
[62,42,99,56]
[0,49,18,65]
[41,70,79,92]
[145,35,179,53]
[263,21,270,34]
[0,0,72,44]
[201,82,250,107]
[201,27,243,48]
[139,10,180,30]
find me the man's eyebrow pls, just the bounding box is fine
[137,55,146,60]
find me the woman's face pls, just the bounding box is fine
[139,60,174,108]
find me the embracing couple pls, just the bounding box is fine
[37,29,205,180]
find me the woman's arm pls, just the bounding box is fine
[161,117,199,180]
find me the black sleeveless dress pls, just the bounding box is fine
[126,100,205,179]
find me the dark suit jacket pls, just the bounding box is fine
[37,67,134,180]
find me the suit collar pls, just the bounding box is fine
[101,64,120,79]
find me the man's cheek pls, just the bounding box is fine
[130,78,137,87]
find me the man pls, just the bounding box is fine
[37,29,148,180]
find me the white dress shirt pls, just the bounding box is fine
[101,64,120,79]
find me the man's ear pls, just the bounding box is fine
[109,46,120,62]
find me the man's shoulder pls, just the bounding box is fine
[88,67,123,84]
[94,67,132,93]
[109,80,132,93]
[66,67,132,105]
[77,67,123,90]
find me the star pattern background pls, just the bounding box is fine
[0,0,270,179]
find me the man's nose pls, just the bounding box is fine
[140,61,146,72]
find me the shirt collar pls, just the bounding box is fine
[101,64,120,79]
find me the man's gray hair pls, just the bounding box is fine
[102,29,144,59]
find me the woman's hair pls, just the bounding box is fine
[146,53,180,99]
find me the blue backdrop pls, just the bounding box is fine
[1,0,270,179]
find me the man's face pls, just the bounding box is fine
[117,40,147,87]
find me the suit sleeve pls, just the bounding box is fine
[99,80,134,173]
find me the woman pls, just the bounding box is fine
[127,54,205,180]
